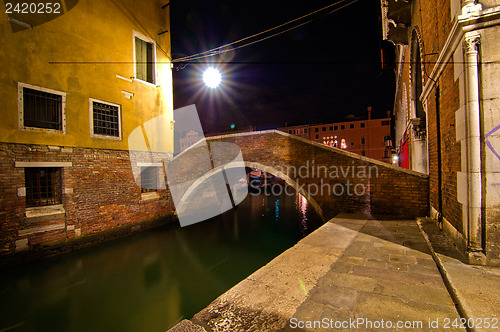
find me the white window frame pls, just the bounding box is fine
[89,98,122,140]
[18,82,67,134]
[132,30,157,86]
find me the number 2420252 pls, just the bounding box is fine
[5,2,61,14]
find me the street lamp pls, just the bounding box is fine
[203,67,222,88]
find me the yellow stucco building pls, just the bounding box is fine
[0,0,175,257]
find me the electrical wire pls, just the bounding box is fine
[172,0,359,63]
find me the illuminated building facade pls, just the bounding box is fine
[279,108,393,163]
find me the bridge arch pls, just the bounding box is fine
[175,160,325,221]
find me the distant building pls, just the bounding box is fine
[179,130,202,152]
[278,108,393,163]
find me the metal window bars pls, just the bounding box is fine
[141,167,158,193]
[25,167,62,207]
[93,101,119,137]
[23,87,62,130]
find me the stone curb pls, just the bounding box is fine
[416,218,473,332]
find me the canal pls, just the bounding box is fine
[0,188,323,332]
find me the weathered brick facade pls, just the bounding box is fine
[0,143,174,260]
[383,0,500,265]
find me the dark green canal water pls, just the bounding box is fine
[0,189,323,332]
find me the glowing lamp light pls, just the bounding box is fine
[230,123,235,129]
[203,67,222,88]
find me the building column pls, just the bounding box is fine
[463,31,486,264]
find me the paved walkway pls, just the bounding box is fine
[418,218,500,332]
[169,214,500,331]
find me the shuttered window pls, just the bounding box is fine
[135,37,154,84]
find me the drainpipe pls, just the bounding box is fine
[463,30,485,263]
[435,86,443,228]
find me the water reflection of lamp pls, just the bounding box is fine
[297,193,308,235]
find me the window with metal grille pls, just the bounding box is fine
[92,100,120,137]
[25,167,62,207]
[23,87,63,130]
[135,37,155,84]
[141,167,159,193]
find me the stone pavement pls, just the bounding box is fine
[168,213,500,331]
[418,218,500,332]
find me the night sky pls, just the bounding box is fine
[170,0,395,133]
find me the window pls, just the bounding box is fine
[25,167,62,207]
[329,126,333,131]
[304,128,307,133]
[341,125,345,130]
[350,124,354,129]
[90,99,121,139]
[334,126,338,130]
[19,83,65,132]
[315,134,319,139]
[315,128,319,132]
[361,137,365,145]
[141,167,159,193]
[360,122,365,128]
[289,130,292,134]
[134,33,155,84]
[322,127,326,131]
[382,120,390,126]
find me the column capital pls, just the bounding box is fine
[464,31,481,53]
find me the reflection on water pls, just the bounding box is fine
[0,189,323,332]
[297,193,309,236]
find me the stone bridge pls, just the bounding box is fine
[169,130,429,222]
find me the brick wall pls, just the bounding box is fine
[409,0,463,233]
[0,143,174,260]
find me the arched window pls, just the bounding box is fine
[411,30,426,125]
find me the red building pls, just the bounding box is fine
[279,108,393,163]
